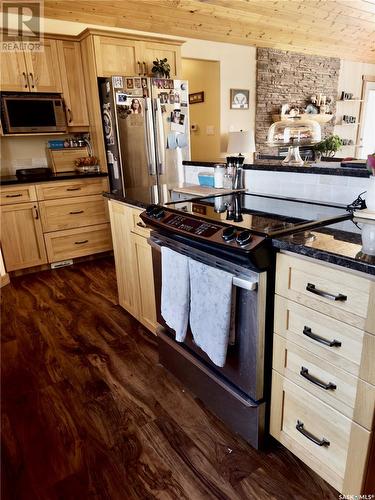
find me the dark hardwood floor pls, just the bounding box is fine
[1,257,338,499]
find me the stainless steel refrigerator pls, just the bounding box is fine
[100,76,190,203]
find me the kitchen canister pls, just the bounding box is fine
[214,165,225,188]
[366,175,375,212]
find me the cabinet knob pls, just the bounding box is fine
[143,61,147,76]
[137,61,142,76]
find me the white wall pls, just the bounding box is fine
[181,40,256,160]
[334,60,375,158]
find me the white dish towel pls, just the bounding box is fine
[161,247,190,342]
[189,259,233,367]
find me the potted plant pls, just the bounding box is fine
[313,134,343,161]
[151,58,171,78]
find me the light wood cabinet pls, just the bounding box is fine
[1,39,62,93]
[108,200,157,333]
[92,35,181,78]
[140,41,181,77]
[271,252,375,495]
[57,40,89,128]
[44,223,112,262]
[131,232,157,332]
[1,178,111,272]
[270,371,371,494]
[0,51,30,91]
[1,185,37,205]
[0,202,47,271]
[39,195,109,232]
[93,36,139,77]
[108,201,139,317]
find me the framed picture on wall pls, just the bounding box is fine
[189,91,205,104]
[230,89,249,109]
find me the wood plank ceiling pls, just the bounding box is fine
[44,0,375,63]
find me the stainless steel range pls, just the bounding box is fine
[140,193,351,448]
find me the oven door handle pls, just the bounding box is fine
[149,237,258,291]
[232,276,257,291]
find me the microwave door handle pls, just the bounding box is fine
[154,98,165,174]
[145,98,156,175]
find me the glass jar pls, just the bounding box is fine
[214,165,225,188]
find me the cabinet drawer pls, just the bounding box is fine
[44,223,112,262]
[36,178,108,200]
[1,185,37,205]
[275,253,375,332]
[274,295,375,380]
[39,195,109,232]
[131,208,151,238]
[273,334,375,430]
[270,371,371,493]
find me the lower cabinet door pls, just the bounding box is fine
[108,201,139,318]
[131,231,157,334]
[1,202,47,271]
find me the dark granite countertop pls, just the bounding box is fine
[105,188,375,276]
[0,171,108,185]
[273,217,375,276]
[103,189,153,209]
[183,160,370,178]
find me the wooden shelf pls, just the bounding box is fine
[272,113,333,123]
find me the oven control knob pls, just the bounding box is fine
[146,204,158,216]
[236,230,252,246]
[153,207,165,219]
[222,226,236,241]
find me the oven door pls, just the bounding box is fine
[149,232,267,403]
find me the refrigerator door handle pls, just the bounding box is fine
[145,97,157,175]
[154,97,166,174]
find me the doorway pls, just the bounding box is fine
[182,58,221,162]
[357,77,375,159]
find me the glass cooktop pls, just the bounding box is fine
[165,192,352,237]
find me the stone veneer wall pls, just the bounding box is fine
[256,48,340,155]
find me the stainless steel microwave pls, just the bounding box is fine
[1,93,67,134]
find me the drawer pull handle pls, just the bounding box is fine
[306,283,347,302]
[300,366,336,391]
[74,240,88,245]
[6,193,22,197]
[296,420,330,447]
[67,187,81,191]
[69,210,84,215]
[303,326,342,348]
[137,221,147,228]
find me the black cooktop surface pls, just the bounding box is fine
[165,193,352,237]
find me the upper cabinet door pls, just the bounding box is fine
[140,41,181,78]
[57,40,89,128]
[93,36,139,77]
[24,39,62,92]
[0,51,29,91]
